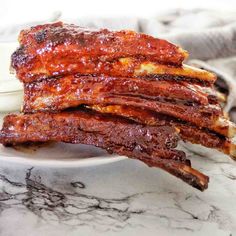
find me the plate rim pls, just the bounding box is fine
[0,152,127,167]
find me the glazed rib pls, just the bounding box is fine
[90,105,236,159]
[12,22,188,82]
[12,52,215,84]
[0,109,208,191]
[141,158,209,191]
[23,74,223,132]
[24,74,217,105]
[0,109,179,150]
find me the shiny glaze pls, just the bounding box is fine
[23,74,222,129]
[12,49,215,83]
[11,22,188,82]
[26,74,214,105]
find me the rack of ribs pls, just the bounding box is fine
[0,108,208,191]
[1,22,235,191]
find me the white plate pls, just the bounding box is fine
[0,42,127,167]
[0,142,126,167]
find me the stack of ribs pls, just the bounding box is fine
[1,22,236,191]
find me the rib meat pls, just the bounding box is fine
[0,108,208,190]
[90,105,236,159]
[12,22,188,82]
[23,74,224,133]
[0,109,179,151]
[23,74,217,105]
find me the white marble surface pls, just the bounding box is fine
[0,116,236,236]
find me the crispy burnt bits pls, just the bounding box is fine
[1,22,235,191]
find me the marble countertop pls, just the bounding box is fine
[0,115,236,236]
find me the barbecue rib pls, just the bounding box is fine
[0,108,208,191]
[90,105,236,158]
[12,22,188,82]
[24,74,216,106]
[1,22,235,191]
[23,74,232,136]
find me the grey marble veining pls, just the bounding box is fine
[0,147,235,236]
